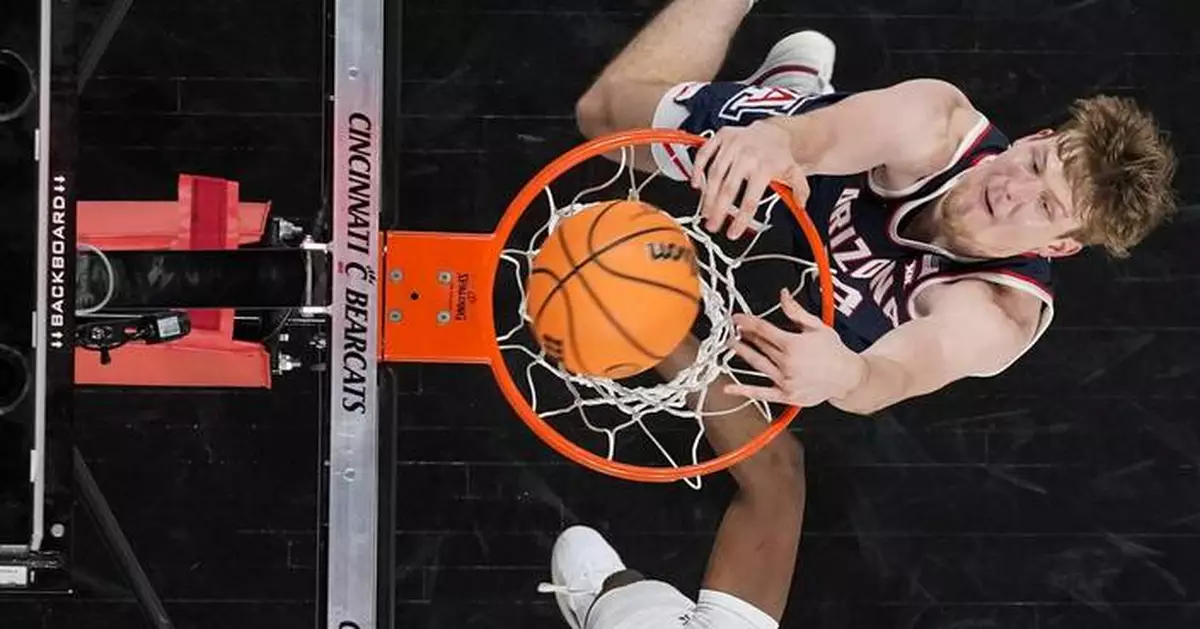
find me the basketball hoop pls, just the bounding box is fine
[382,129,833,486]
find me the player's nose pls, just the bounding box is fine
[1001,172,1041,207]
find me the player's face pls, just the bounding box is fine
[939,133,1084,259]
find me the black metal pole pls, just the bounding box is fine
[73,446,174,629]
[376,1,403,626]
[76,0,135,93]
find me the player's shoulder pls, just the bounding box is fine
[879,78,977,117]
[887,78,970,101]
[870,78,989,182]
[916,259,1051,338]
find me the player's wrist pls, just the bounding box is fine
[828,351,870,411]
[841,351,869,396]
[759,117,819,172]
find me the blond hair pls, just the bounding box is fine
[1056,95,1178,258]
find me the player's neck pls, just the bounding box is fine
[899,199,951,249]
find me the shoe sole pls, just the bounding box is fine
[745,30,836,86]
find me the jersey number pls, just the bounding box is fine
[719,86,817,123]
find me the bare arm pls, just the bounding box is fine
[656,338,805,622]
[830,280,1044,415]
[689,79,982,238]
[762,78,979,181]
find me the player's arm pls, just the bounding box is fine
[829,280,1044,415]
[693,78,981,238]
[762,78,978,179]
[656,336,806,622]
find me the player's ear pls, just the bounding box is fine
[1033,237,1082,258]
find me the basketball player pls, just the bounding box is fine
[574,0,1178,414]
[542,335,806,629]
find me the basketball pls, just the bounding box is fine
[526,199,702,379]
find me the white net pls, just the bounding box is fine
[497,144,820,488]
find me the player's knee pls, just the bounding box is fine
[575,80,615,139]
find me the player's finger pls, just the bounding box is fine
[736,318,786,356]
[701,147,737,232]
[715,161,755,236]
[691,134,722,189]
[722,383,790,405]
[732,312,776,336]
[732,340,783,380]
[779,289,824,329]
[700,187,729,234]
[728,171,771,240]
[786,164,811,207]
[705,138,739,188]
[734,311,793,347]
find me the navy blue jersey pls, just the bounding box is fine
[650,81,1054,375]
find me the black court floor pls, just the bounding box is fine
[3,1,1200,628]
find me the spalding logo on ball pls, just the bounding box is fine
[526,200,701,379]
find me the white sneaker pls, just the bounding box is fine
[742,30,837,95]
[538,525,627,629]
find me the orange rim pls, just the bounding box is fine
[484,128,835,483]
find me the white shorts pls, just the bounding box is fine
[648,79,831,183]
[585,580,779,629]
[649,82,709,183]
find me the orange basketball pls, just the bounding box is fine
[526,199,701,379]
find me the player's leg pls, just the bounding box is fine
[636,30,839,182]
[545,337,806,629]
[545,443,804,629]
[658,336,807,622]
[575,0,755,139]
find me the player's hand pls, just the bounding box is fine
[724,289,865,407]
[690,119,810,240]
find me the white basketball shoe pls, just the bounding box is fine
[539,525,628,629]
[742,30,837,95]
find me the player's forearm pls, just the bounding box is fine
[656,337,782,468]
[764,114,887,177]
[827,353,915,416]
[657,336,767,433]
[762,79,965,177]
